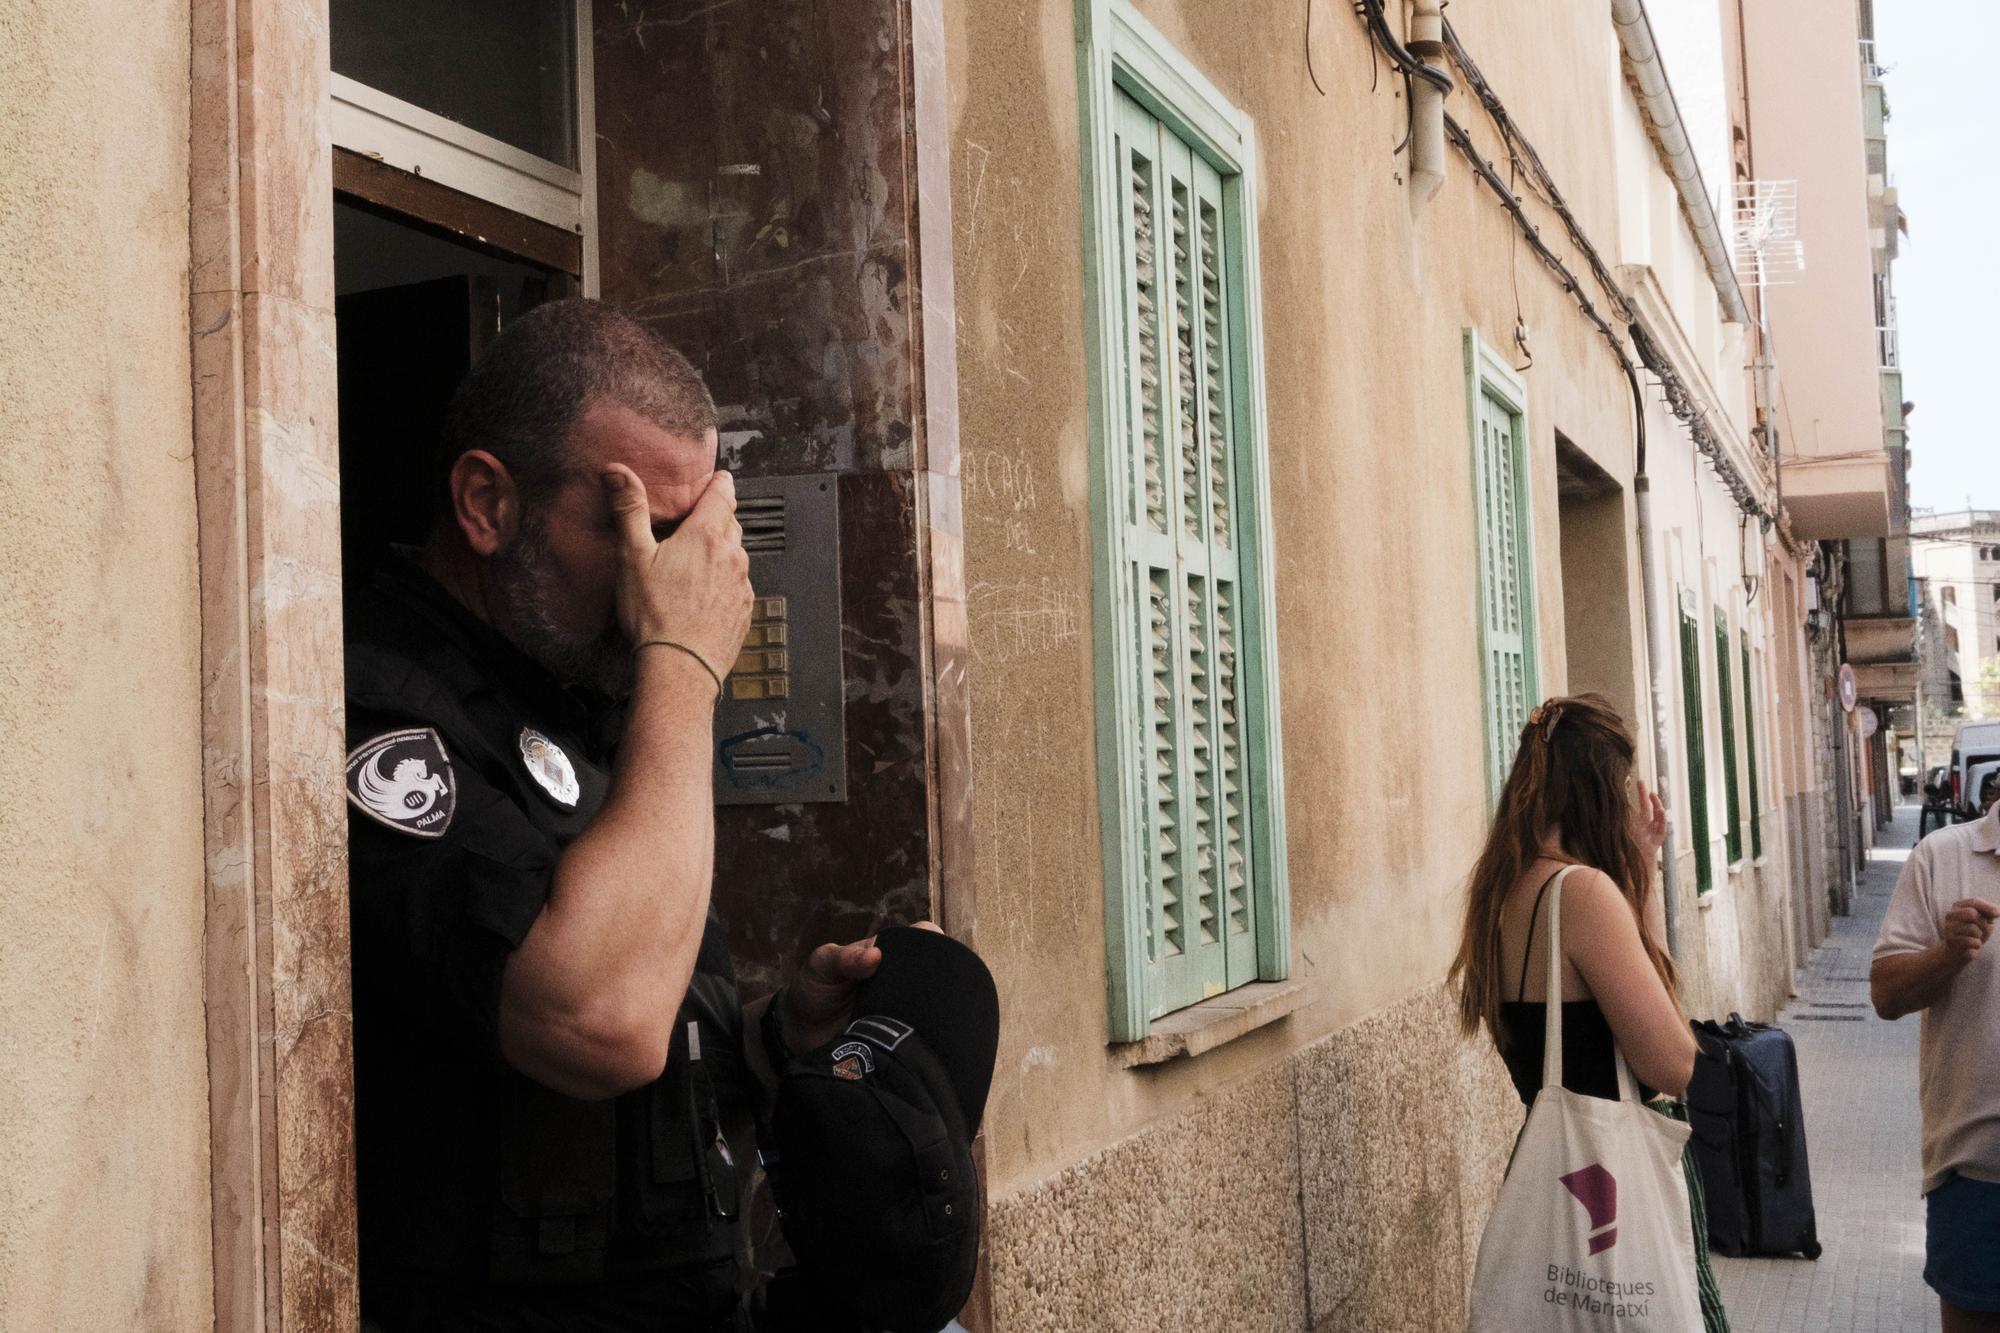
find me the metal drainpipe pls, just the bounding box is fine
[1628,360,1684,960]
[1610,0,1753,327]
[1406,0,1448,209]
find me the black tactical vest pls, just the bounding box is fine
[343,558,755,1315]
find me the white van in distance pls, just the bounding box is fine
[1948,720,2000,821]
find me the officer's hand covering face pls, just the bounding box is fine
[459,399,719,697]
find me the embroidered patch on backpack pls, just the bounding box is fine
[829,1040,876,1081]
[346,728,457,838]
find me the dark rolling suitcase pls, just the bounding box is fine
[1688,1014,1823,1259]
[1686,1024,1750,1255]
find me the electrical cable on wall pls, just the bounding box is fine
[1353,0,1774,524]
[1352,0,1450,159]
[1306,0,1328,96]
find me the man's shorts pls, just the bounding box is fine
[1926,1171,2000,1313]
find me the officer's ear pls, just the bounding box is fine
[447,449,520,558]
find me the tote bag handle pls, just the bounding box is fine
[1540,865,1643,1104]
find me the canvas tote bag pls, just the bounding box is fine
[1466,866,1703,1332]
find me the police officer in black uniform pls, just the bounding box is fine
[343,299,892,1331]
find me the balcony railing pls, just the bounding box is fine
[1876,289,1901,369]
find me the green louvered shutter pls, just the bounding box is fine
[1742,633,1762,857]
[1474,388,1534,797]
[1679,602,1713,894]
[1113,90,1256,1015]
[1715,614,1742,864]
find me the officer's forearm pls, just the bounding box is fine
[1870,945,1961,1020]
[500,649,718,1098]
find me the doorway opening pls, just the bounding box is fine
[1554,434,1637,721]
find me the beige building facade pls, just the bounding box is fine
[1,0,217,1326]
[1739,0,1918,900]
[0,0,1901,1329]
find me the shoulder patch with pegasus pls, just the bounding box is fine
[346,728,457,838]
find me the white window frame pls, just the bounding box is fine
[330,0,599,292]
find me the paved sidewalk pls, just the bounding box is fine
[1709,803,1937,1333]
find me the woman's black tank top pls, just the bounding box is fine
[1495,868,1625,1105]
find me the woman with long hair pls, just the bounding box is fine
[1453,693,1727,1330]
[1452,692,1694,1101]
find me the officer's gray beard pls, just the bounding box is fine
[490,514,635,699]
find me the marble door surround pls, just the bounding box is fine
[189,0,358,1328]
[183,1,972,1330]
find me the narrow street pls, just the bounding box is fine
[1710,802,1938,1333]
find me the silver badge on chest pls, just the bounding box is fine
[518,727,580,808]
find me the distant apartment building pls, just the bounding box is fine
[1914,509,2000,718]
[1739,0,1917,898]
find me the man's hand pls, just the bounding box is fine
[602,465,753,684]
[1943,898,2000,966]
[783,921,945,1053]
[1871,897,1999,1021]
[1629,778,1668,865]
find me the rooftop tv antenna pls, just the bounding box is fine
[1732,179,1805,287]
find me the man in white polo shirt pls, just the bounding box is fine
[1872,771,2000,1332]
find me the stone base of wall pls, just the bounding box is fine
[985,984,1519,1332]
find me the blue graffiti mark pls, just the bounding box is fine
[717,726,826,790]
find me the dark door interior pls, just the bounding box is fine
[336,274,495,569]
[333,198,566,575]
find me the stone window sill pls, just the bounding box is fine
[1112,980,1313,1068]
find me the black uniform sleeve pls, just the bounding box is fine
[346,711,558,1054]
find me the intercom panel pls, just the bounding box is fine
[713,473,848,805]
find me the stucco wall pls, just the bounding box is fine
[0,1,214,1327]
[946,0,1685,1200]
[943,0,1810,1323]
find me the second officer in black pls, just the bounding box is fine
[343,299,892,1330]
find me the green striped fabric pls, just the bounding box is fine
[1654,1099,1733,1333]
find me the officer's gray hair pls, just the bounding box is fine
[435,298,715,520]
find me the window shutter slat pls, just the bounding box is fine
[1716,614,1742,864]
[1169,172,1202,548]
[1680,603,1713,894]
[1742,634,1762,857]
[1117,101,1170,540]
[1195,178,1235,551]
[1160,138,1228,1001]
[1146,568,1182,963]
[1116,96,1182,1009]
[1184,156,1256,985]
[1186,575,1219,955]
